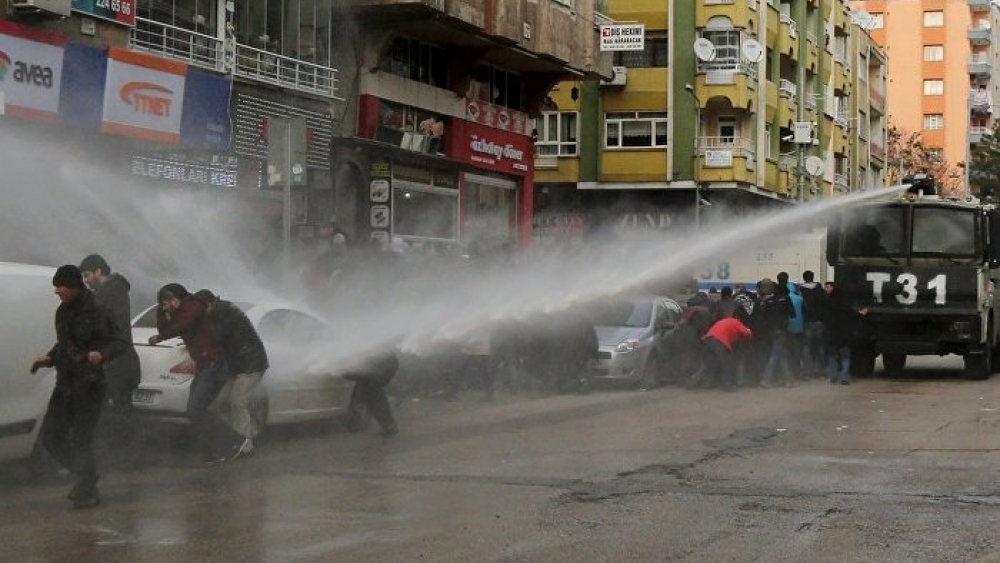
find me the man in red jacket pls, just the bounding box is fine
[703,316,753,391]
[149,283,235,461]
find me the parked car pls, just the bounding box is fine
[130,301,366,431]
[0,263,57,462]
[587,296,683,388]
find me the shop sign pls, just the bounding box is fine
[128,152,258,190]
[464,98,530,135]
[370,179,389,202]
[0,21,66,122]
[101,47,186,143]
[704,150,733,168]
[460,122,533,175]
[533,213,587,238]
[72,0,136,26]
[615,212,676,231]
[600,24,645,52]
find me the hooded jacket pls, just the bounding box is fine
[207,298,269,375]
[155,296,224,367]
[92,272,140,385]
[47,290,128,387]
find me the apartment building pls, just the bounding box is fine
[0,0,608,254]
[534,0,887,239]
[850,0,1000,185]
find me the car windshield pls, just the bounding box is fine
[589,300,653,328]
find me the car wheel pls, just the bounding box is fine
[342,401,372,433]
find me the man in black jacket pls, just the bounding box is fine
[193,290,269,460]
[31,265,128,509]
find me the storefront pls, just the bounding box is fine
[332,94,534,255]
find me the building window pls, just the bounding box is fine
[923,45,943,62]
[537,112,579,156]
[923,80,944,96]
[614,33,668,68]
[226,0,333,67]
[718,116,737,144]
[392,180,459,242]
[702,30,741,62]
[605,111,668,148]
[923,11,944,27]
[379,36,449,88]
[467,65,523,111]
[463,173,517,256]
[924,114,944,130]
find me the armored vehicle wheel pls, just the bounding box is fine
[965,352,992,380]
[851,345,876,379]
[882,354,906,378]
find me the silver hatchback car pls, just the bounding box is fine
[588,296,683,388]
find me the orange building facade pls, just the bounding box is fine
[850,0,999,172]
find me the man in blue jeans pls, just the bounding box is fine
[148,283,237,462]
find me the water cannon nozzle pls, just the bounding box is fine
[902,173,937,196]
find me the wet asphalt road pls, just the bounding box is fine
[4,356,1000,563]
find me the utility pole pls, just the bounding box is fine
[684,83,701,230]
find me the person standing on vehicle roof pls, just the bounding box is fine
[148,283,233,462]
[193,290,269,460]
[31,265,128,509]
[79,255,141,428]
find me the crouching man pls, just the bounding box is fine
[193,290,269,460]
[31,265,128,509]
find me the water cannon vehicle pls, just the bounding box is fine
[826,178,1000,379]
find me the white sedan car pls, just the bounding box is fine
[130,302,365,430]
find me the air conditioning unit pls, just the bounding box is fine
[10,0,70,17]
[601,66,627,87]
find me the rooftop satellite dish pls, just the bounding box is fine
[742,39,764,63]
[694,38,716,62]
[805,156,824,177]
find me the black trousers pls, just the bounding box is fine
[350,379,397,432]
[42,380,106,489]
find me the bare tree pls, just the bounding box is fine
[885,125,963,196]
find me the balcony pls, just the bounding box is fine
[869,86,885,111]
[234,44,340,99]
[129,17,341,100]
[969,0,992,11]
[970,125,993,145]
[779,79,796,101]
[871,142,886,162]
[697,135,756,161]
[130,18,224,72]
[969,24,993,46]
[969,53,993,77]
[834,173,850,192]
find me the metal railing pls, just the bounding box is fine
[129,17,340,100]
[696,135,756,158]
[130,17,224,72]
[870,143,885,161]
[869,86,885,107]
[834,173,850,191]
[234,43,339,98]
[779,78,796,100]
[779,13,797,37]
